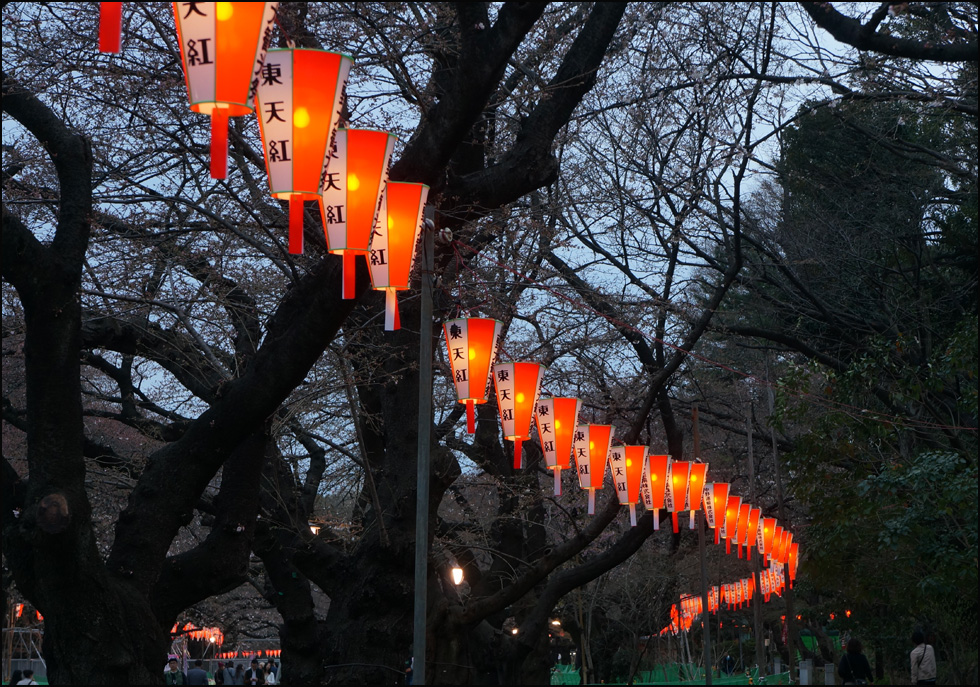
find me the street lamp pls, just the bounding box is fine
[451,567,464,586]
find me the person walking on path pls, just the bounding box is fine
[838,638,875,685]
[165,658,187,685]
[911,630,937,685]
[187,659,210,685]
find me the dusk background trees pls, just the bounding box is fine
[3,2,976,685]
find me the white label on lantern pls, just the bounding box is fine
[639,454,653,509]
[321,128,348,248]
[608,446,628,505]
[369,188,389,280]
[492,362,517,437]
[572,425,597,490]
[703,482,716,528]
[256,49,294,194]
[248,4,280,102]
[535,397,559,469]
[176,1,216,107]
[663,462,674,512]
[757,517,766,554]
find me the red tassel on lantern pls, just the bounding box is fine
[100,2,123,52]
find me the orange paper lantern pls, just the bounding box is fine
[321,128,397,296]
[534,396,582,496]
[492,362,545,470]
[174,2,279,179]
[769,524,784,562]
[723,495,742,555]
[734,503,751,558]
[761,517,777,558]
[573,424,614,514]
[666,461,690,533]
[705,482,730,543]
[641,454,670,530]
[100,2,123,52]
[745,508,762,560]
[608,444,648,526]
[788,542,800,586]
[369,181,429,329]
[254,48,352,254]
[443,317,503,433]
[686,462,708,529]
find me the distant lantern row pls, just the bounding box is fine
[663,566,795,636]
[443,316,800,568]
[100,3,427,330]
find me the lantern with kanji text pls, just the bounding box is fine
[369,181,429,329]
[492,362,545,470]
[174,2,279,179]
[573,424,613,514]
[321,128,397,295]
[443,317,503,433]
[608,444,647,526]
[534,396,581,495]
[254,47,353,254]
[641,454,670,530]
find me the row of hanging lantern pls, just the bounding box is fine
[103,7,801,559]
[662,567,791,636]
[101,3,427,330]
[442,316,800,565]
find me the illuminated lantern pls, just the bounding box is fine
[777,530,793,565]
[443,317,503,433]
[687,462,708,529]
[745,508,761,560]
[733,503,751,558]
[641,454,670,530]
[705,482,730,544]
[100,2,123,52]
[723,495,742,555]
[608,445,648,526]
[174,2,279,179]
[573,424,614,514]
[788,542,799,587]
[369,181,429,329]
[492,362,545,470]
[769,524,784,562]
[761,517,777,558]
[254,48,353,255]
[322,128,398,294]
[667,461,690,533]
[534,396,582,496]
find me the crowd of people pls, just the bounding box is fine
[164,656,280,685]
